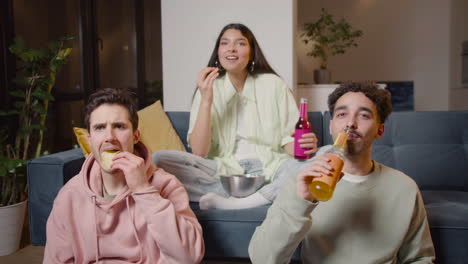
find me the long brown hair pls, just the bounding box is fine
[192,23,279,99]
[207,23,277,77]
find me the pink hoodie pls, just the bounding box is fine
[43,143,204,263]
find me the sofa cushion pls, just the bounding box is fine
[73,127,92,157]
[137,100,187,153]
[422,190,468,263]
[190,202,301,260]
[423,190,468,230]
[308,112,324,147]
[166,112,191,151]
[190,203,268,258]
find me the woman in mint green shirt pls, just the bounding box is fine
[153,23,318,210]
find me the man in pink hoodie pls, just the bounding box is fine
[44,88,204,264]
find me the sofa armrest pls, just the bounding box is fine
[27,148,85,246]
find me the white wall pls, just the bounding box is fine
[297,0,468,111]
[161,0,296,111]
[449,0,468,110]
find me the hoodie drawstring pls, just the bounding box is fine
[126,196,144,263]
[92,196,100,264]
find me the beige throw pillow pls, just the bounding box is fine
[137,100,187,153]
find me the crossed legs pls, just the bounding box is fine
[153,150,312,209]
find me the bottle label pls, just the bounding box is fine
[294,128,310,159]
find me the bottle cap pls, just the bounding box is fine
[300,98,308,103]
[333,131,348,148]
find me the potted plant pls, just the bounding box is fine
[301,8,363,84]
[0,36,73,256]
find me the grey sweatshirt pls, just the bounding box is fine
[249,156,435,264]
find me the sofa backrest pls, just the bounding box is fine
[166,111,325,151]
[166,112,192,151]
[323,111,468,191]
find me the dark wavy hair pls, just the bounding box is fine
[207,23,277,77]
[328,81,393,124]
[84,88,139,132]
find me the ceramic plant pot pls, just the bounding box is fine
[314,68,332,84]
[0,200,27,256]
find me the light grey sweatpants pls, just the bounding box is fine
[152,150,313,202]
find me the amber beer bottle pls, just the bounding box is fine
[294,98,311,160]
[309,130,348,201]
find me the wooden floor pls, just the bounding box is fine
[0,246,44,264]
[0,245,251,264]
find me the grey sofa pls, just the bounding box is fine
[28,111,468,263]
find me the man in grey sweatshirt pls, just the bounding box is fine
[248,82,435,264]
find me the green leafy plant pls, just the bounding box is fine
[0,128,26,206]
[0,36,73,206]
[301,8,363,69]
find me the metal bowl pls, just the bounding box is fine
[220,174,265,198]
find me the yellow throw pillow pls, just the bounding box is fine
[72,100,186,156]
[73,127,92,157]
[137,100,187,153]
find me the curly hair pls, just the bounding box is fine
[84,88,139,132]
[328,82,392,123]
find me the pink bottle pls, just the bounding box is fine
[294,98,311,160]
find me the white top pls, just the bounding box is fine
[342,172,370,183]
[234,93,258,160]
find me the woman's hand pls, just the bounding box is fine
[298,132,318,155]
[197,67,219,105]
[284,132,318,156]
